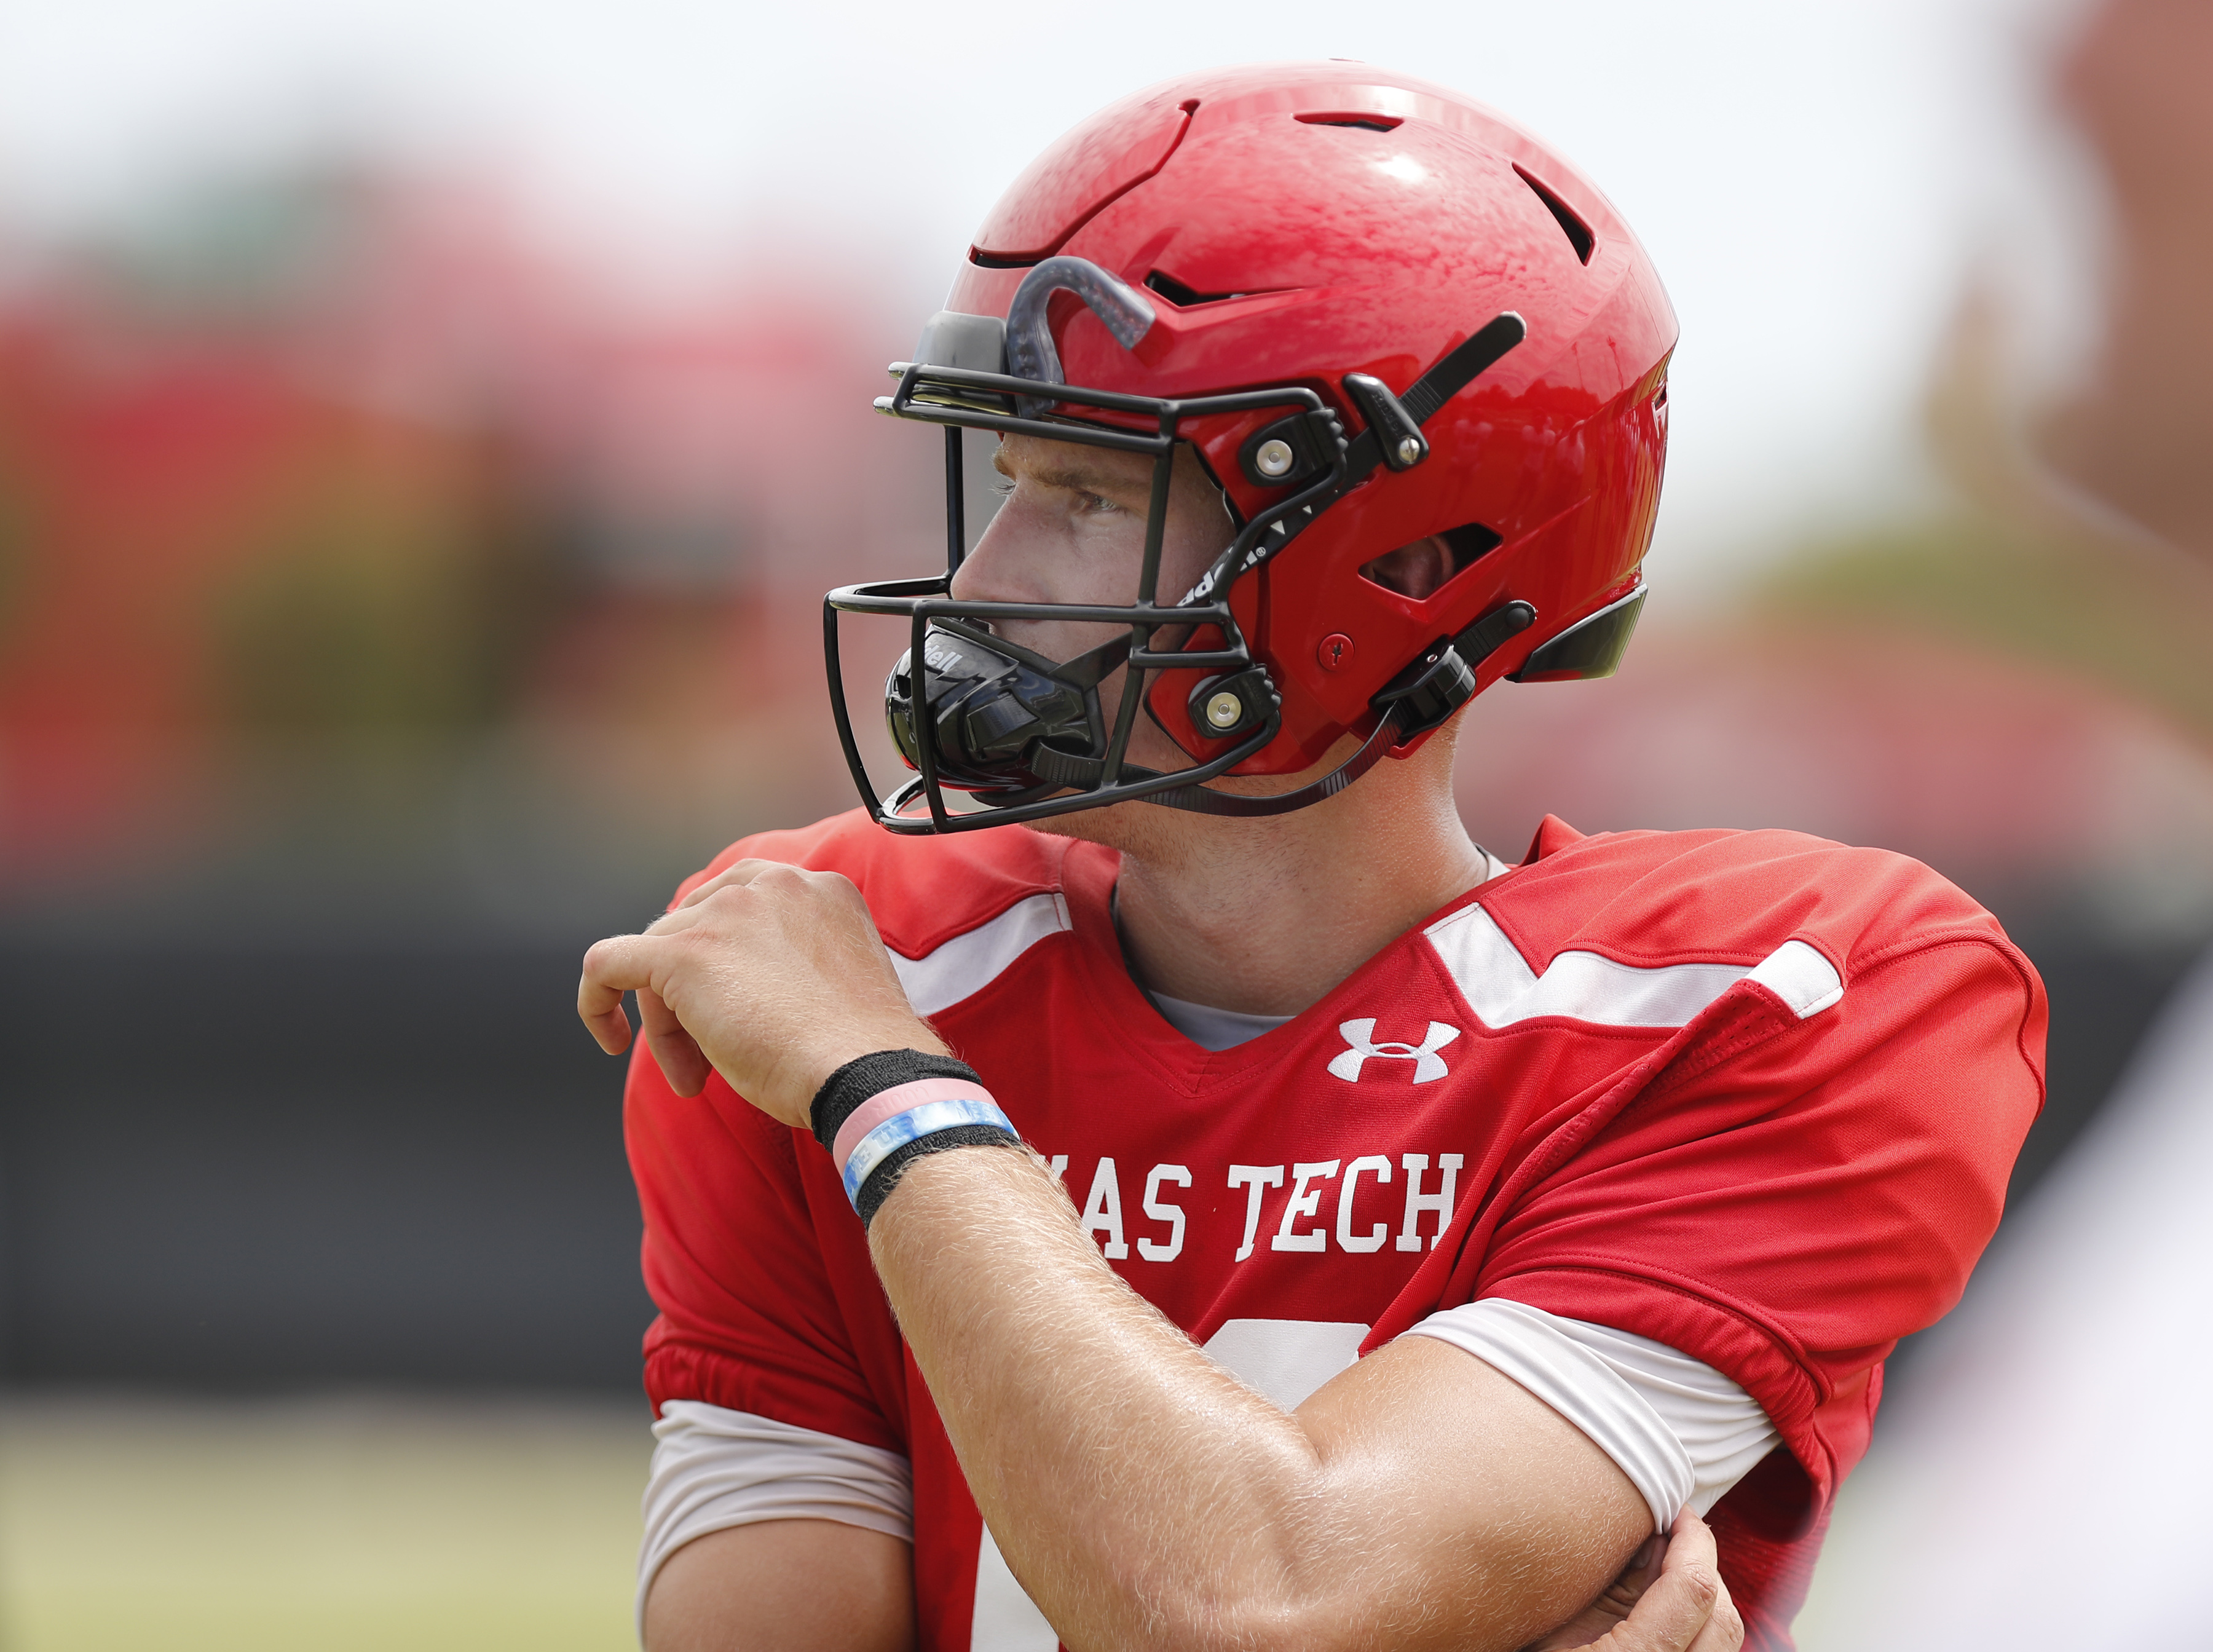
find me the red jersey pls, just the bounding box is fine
[625,812,2044,1651]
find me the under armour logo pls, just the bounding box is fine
[1327,1019,1461,1084]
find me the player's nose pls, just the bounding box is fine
[948,491,1051,607]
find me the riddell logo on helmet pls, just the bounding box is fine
[1327,1019,1462,1084]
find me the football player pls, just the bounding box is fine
[580,63,2044,1652]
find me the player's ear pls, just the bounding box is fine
[1360,536,1456,601]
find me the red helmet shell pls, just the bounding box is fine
[945,62,1675,773]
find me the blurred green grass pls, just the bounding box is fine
[0,1394,649,1651]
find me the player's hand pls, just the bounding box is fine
[577,860,945,1128]
[1524,1512,1743,1652]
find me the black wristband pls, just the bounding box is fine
[809,1048,984,1152]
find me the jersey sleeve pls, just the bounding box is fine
[625,1026,910,1455]
[637,1401,915,1634]
[1465,930,2044,1515]
[1405,1298,1778,1531]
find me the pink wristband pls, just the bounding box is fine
[831,1077,1000,1172]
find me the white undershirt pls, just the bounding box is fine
[1148,992,1292,1050]
[638,1300,1778,1624]
[1405,1298,1780,1528]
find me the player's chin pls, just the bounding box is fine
[1020,802,1142,849]
[1017,789,1208,859]
[1018,780,1321,856]
[1017,730,1376,848]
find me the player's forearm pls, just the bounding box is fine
[866,1143,1583,1652]
[869,1143,1372,1650]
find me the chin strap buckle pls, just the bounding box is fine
[1370,599,1537,742]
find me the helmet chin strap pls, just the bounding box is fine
[1028,598,1536,817]
[1030,698,1411,816]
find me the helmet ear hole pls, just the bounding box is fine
[1360,537,1454,600]
[1439,521,1503,571]
[1357,522,1502,601]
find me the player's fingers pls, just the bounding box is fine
[637,986,711,1097]
[641,897,711,935]
[1605,1512,1729,1652]
[1682,1568,1743,1652]
[674,859,782,909]
[1656,1514,1743,1652]
[578,934,660,1054]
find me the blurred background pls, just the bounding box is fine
[2,0,2207,1646]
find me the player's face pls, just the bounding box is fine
[948,432,1236,771]
[952,433,1233,627]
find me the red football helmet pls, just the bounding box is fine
[826,60,1675,833]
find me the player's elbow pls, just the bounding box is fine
[1111,1576,1418,1652]
[1137,1608,1406,1652]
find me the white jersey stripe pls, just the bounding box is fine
[1746,938,1847,1018]
[1422,904,1842,1029]
[889,891,1071,1019]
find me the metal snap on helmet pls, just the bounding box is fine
[825,60,1675,833]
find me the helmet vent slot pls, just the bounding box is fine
[1513,164,1595,265]
[1146,269,1242,307]
[1297,113,1404,133]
